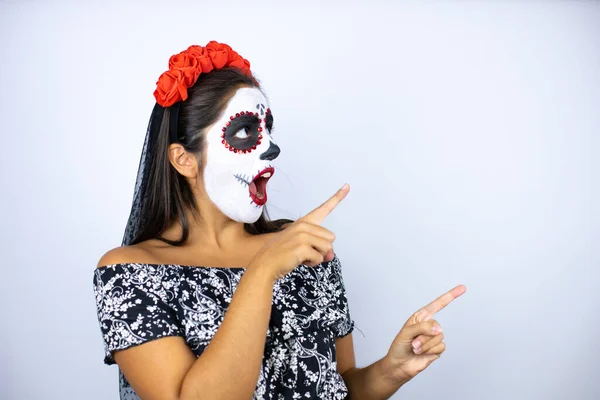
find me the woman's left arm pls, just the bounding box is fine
[338,334,411,400]
[338,285,466,399]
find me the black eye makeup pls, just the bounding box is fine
[220,111,263,153]
[265,110,274,134]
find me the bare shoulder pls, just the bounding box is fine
[97,245,154,268]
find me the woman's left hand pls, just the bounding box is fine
[385,285,467,382]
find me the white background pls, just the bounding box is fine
[0,1,598,399]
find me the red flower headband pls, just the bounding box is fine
[153,41,253,107]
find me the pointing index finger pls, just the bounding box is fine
[303,184,350,225]
[419,285,467,320]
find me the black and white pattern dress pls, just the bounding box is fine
[93,255,355,399]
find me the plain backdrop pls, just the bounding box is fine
[0,1,598,399]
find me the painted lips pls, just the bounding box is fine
[249,167,274,206]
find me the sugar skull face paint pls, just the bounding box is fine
[203,87,280,223]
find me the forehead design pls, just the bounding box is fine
[223,87,268,116]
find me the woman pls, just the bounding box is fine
[94,41,466,400]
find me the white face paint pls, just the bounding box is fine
[203,87,280,223]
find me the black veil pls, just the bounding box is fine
[117,103,168,399]
[121,102,180,247]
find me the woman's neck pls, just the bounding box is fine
[162,202,253,251]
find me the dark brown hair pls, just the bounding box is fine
[130,68,292,246]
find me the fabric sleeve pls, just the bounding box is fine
[327,255,355,338]
[93,264,183,365]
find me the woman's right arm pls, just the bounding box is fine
[104,185,349,400]
[112,262,276,400]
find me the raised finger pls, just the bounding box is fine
[302,184,350,225]
[418,285,466,321]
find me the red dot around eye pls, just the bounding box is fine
[236,113,240,117]
[257,140,262,145]
[221,139,225,144]
[243,150,247,154]
[222,127,226,132]
[258,127,263,132]
[258,134,263,139]
[226,121,230,126]
[221,134,225,138]
[240,111,245,115]
[230,116,234,120]
[252,145,257,150]
[258,119,262,123]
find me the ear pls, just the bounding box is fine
[168,143,198,179]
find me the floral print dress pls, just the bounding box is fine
[93,255,355,399]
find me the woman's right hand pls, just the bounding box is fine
[248,184,350,281]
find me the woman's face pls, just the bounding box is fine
[202,87,280,223]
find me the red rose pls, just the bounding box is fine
[228,56,251,75]
[186,45,214,74]
[168,51,200,86]
[153,42,254,107]
[224,46,251,75]
[154,69,188,107]
[226,48,241,63]
[206,41,231,69]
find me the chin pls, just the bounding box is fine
[221,197,265,224]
